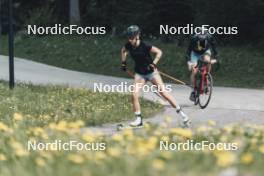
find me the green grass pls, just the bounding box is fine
[0,82,263,176]
[1,35,263,88]
[0,81,162,126]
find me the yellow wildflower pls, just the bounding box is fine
[0,154,7,161]
[152,159,165,171]
[68,154,84,164]
[143,122,151,131]
[123,128,134,140]
[112,133,123,142]
[30,127,48,139]
[48,123,57,130]
[95,152,106,164]
[208,120,216,126]
[154,130,162,136]
[223,126,233,133]
[107,148,121,158]
[160,151,172,160]
[196,126,209,133]
[146,137,158,150]
[215,151,236,167]
[82,132,95,142]
[10,140,29,157]
[13,113,23,121]
[137,145,150,156]
[68,120,85,129]
[56,121,68,131]
[39,151,53,160]
[127,145,137,155]
[170,128,193,138]
[240,153,253,165]
[15,148,29,157]
[0,122,10,132]
[259,145,264,154]
[35,157,46,167]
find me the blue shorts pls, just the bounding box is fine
[190,49,211,63]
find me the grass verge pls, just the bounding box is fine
[0,81,162,126]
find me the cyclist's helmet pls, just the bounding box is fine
[127,25,140,38]
[197,34,207,49]
[196,27,209,50]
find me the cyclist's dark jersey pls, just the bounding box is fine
[124,41,153,75]
[186,33,217,59]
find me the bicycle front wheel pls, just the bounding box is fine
[198,73,213,109]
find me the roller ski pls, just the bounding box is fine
[117,115,145,131]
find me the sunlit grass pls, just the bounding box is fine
[0,81,263,176]
[0,81,162,126]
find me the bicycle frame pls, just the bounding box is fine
[195,61,210,94]
[199,65,209,94]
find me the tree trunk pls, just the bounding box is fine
[69,0,80,25]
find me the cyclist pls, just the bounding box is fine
[186,28,218,101]
[121,25,191,127]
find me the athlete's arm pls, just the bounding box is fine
[186,36,195,61]
[121,46,128,62]
[208,35,218,58]
[151,46,162,65]
[121,46,128,71]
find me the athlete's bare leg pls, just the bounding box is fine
[150,71,190,126]
[150,72,178,108]
[132,75,146,113]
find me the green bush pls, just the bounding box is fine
[23,5,56,27]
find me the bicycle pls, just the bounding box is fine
[193,59,215,109]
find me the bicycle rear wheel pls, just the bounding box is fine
[198,73,213,109]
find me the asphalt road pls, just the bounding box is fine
[0,55,263,134]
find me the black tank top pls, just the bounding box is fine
[125,41,153,75]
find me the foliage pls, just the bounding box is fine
[1,0,263,43]
[1,35,263,88]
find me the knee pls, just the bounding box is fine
[187,61,196,71]
[202,55,211,63]
[192,68,198,75]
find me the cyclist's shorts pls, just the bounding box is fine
[135,71,160,81]
[190,49,211,63]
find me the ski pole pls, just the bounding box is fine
[158,70,193,88]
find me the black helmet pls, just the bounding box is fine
[197,34,208,49]
[127,25,140,38]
